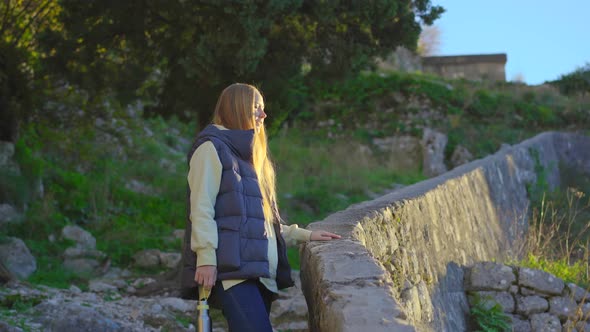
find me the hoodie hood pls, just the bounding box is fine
[195,124,255,162]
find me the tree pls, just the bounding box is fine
[550,63,590,96]
[37,1,444,129]
[0,0,62,141]
[417,25,441,56]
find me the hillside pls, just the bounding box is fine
[1,70,589,303]
[3,71,590,275]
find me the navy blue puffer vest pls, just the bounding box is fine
[180,125,294,301]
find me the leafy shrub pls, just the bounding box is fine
[469,294,512,332]
[551,63,590,96]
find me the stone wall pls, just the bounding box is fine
[300,132,590,332]
[466,262,590,332]
[422,54,507,82]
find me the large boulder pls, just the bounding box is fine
[372,135,422,171]
[0,237,36,279]
[0,141,20,175]
[518,267,564,296]
[62,225,96,250]
[61,225,109,276]
[421,128,448,177]
[0,141,15,166]
[133,249,161,268]
[467,262,516,291]
[450,145,473,168]
[132,249,181,269]
[0,204,21,226]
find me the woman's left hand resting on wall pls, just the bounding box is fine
[310,230,341,241]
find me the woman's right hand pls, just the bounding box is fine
[195,265,217,289]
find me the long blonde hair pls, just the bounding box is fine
[212,83,278,223]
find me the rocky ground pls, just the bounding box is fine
[0,215,308,332]
[0,270,308,332]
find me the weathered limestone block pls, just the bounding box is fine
[63,247,107,260]
[421,128,448,177]
[566,283,589,303]
[521,287,542,297]
[133,249,161,268]
[529,313,561,332]
[519,268,564,296]
[407,250,421,284]
[562,320,577,332]
[358,209,399,261]
[0,204,21,225]
[515,295,548,316]
[402,284,422,322]
[0,141,15,166]
[450,145,473,168]
[416,281,434,322]
[62,225,96,250]
[62,241,108,276]
[420,255,434,285]
[467,262,516,291]
[473,291,515,313]
[372,135,422,171]
[581,302,590,320]
[548,296,578,320]
[301,238,414,332]
[158,252,181,269]
[507,314,531,332]
[562,320,590,332]
[0,237,36,279]
[63,258,101,275]
[325,283,414,332]
[395,247,411,277]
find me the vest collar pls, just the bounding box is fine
[198,124,254,162]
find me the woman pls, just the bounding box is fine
[181,83,340,331]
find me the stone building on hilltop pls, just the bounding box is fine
[378,47,508,82]
[422,53,507,81]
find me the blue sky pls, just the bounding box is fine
[431,1,590,85]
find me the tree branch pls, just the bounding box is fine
[12,0,34,24]
[11,0,52,48]
[0,0,13,37]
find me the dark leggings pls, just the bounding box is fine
[218,280,274,332]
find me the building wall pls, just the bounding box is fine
[422,61,506,81]
[421,54,508,82]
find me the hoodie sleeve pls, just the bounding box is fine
[188,141,222,267]
[280,223,312,247]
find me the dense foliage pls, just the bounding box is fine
[0,1,62,140]
[0,0,444,139]
[550,63,590,96]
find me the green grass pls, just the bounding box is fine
[1,115,189,287]
[272,128,426,268]
[520,255,587,287]
[516,183,590,288]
